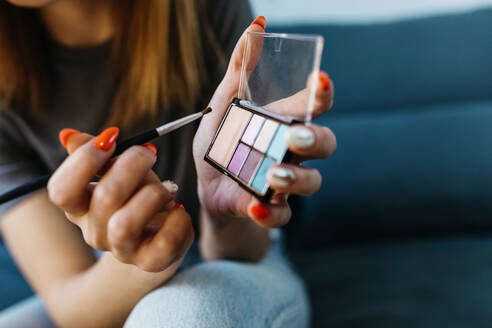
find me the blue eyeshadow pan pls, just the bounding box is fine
[251,156,276,193]
[266,125,289,161]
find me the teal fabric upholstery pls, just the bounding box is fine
[273,9,492,113]
[295,100,492,248]
[272,8,492,327]
[291,238,492,327]
[0,242,33,309]
[269,9,492,247]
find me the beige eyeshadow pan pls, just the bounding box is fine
[254,120,279,153]
[208,106,252,167]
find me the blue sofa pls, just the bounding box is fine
[273,7,492,328]
[2,8,492,327]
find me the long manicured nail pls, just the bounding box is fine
[251,203,269,219]
[319,71,331,91]
[93,127,119,151]
[163,180,179,194]
[174,203,185,209]
[251,16,266,30]
[142,143,157,156]
[287,126,315,149]
[59,128,79,148]
[268,167,296,188]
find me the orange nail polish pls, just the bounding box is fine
[251,203,269,219]
[174,203,185,209]
[251,16,266,30]
[93,127,119,151]
[319,72,331,91]
[59,128,79,148]
[142,143,157,156]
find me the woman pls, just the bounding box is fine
[0,0,336,327]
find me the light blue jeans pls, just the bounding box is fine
[0,231,309,328]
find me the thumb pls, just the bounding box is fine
[206,16,266,129]
[225,15,266,82]
[213,16,266,104]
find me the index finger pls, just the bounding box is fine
[48,127,119,215]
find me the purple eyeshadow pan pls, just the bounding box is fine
[238,149,263,183]
[241,114,265,145]
[227,143,250,175]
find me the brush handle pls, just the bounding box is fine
[0,175,51,205]
[0,129,160,205]
[114,129,159,156]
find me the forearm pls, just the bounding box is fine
[199,207,270,262]
[1,191,175,327]
[44,253,178,328]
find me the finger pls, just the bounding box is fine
[316,71,334,115]
[134,208,194,272]
[59,128,95,155]
[89,145,157,222]
[247,196,292,228]
[267,165,321,196]
[264,71,334,120]
[107,181,174,261]
[205,16,267,135]
[286,124,337,160]
[60,129,118,177]
[64,132,118,177]
[65,132,93,155]
[47,127,120,215]
[162,180,179,196]
[226,15,266,79]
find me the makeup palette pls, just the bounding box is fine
[205,98,301,202]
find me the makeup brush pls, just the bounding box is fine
[0,107,212,205]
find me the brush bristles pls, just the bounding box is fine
[201,107,212,115]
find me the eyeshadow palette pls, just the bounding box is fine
[205,98,302,202]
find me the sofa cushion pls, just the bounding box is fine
[287,100,492,248]
[272,9,492,249]
[0,241,33,310]
[271,8,492,114]
[290,237,492,328]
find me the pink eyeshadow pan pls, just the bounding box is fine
[241,114,265,145]
[227,143,250,175]
[238,149,263,183]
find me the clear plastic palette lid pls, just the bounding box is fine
[238,32,324,122]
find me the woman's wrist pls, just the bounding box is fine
[100,252,180,291]
[199,207,270,262]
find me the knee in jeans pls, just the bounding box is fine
[125,260,308,328]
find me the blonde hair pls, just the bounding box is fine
[0,1,222,128]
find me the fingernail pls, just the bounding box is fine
[319,72,331,91]
[59,128,79,148]
[268,167,296,188]
[142,143,157,156]
[174,203,185,209]
[251,203,269,219]
[93,127,119,151]
[251,16,266,30]
[287,126,315,149]
[163,180,179,194]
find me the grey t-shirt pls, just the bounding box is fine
[0,1,253,222]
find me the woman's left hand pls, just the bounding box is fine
[193,16,336,227]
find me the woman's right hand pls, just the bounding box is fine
[47,127,194,272]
